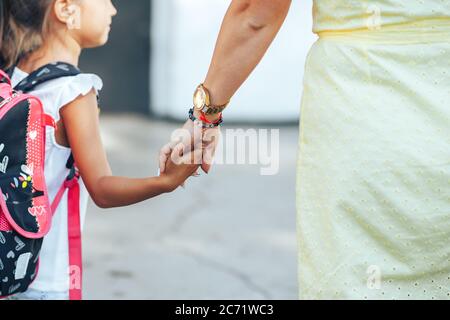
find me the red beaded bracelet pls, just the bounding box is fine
[188,108,223,128]
[199,111,222,125]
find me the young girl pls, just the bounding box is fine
[0,0,200,300]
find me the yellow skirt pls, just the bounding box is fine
[296,20,450,299]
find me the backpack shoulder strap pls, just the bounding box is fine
[12,62,82,170]
[13,62,80,93]
[0,69,11,85]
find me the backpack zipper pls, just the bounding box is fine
[0,92,20,109]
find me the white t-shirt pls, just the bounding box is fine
[10,66,103,294]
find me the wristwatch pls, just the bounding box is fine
[193,83,230,115]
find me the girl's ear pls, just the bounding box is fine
[53,0,81,29]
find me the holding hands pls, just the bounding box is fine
[158,115,222,191]
[158,84,227,191]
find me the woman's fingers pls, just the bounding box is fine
[177,144,203,165]
[202,144,215,174]
[170,142,187,165]
[160,119,195,173]
[160,140,195,176]
[160,122,220,175]
[159,142,174,173]
[159,140,179,173]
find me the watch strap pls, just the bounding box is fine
[201,102,229,115]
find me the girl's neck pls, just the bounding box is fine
[17,35,82,73]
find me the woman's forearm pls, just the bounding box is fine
[200,0,291,120]
[94,175,169,209]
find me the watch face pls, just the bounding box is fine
[193,86,206,110]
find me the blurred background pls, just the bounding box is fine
[80,0,317,299]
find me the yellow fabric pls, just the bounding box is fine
[296,0,450,299]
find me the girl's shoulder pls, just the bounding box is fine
[11,67,104,122]
[49,72,104,103]
[41,73,104,122]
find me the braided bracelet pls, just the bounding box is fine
[188,108,223,128]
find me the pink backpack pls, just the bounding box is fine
[0,62,84,300]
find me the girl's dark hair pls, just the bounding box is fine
[0,0,53,70]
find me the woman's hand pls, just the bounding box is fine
[159,117,221,176]
[159,144,202,192]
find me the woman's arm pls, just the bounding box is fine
[60,89,200,209]
[160,0,292,174]
[197,0,292,122]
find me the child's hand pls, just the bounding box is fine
[159,145,201,192]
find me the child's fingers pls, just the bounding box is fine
[167,147,202,190]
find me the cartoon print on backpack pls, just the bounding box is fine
[0,230,43,297]
[7,163,44,202]
[14,236,25,251]
[0,143,8,174]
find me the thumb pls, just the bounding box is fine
[201,127,221,174]
[201,141,217,174]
